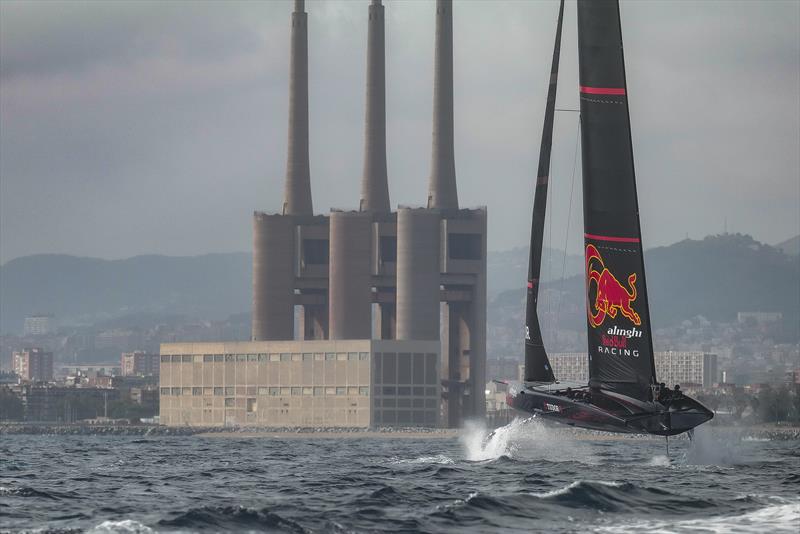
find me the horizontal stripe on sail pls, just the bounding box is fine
[579,86,626,95]
[584,233,640,243]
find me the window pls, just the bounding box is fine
[160,388,170,395]
[359,387,369,396]
[291,353,301,362]
[161,355,170,363]
[398,387,411,396]
[171,355,181,362]
[258,354,268,362]
[302,353,313,362]
[302,387,313,395]
[337,353,347,361]
[314,387,324,396]
[182,355,192,363]
[258,387,269,395]
[325,353,336,361]
[448,233,482,260]
[359,352,369,361]
[269,387,280,396]
[291,387,302,396]
[182,387,192,395]
[270,354,280,362]
[224,387,234,396]
[246,398,257,413]
[314,353,324,361]
[224,398,235,407]
[203,354,214,363]
[336,387,346,395]
[382,386,396,395]
[280,387,291,396]
[171,388,182,396]
[192,388,203,396]
[398,353,411,383]
[213,387,224,396]
[348,352,358,361]
[203,387,213,395]
[214,354,224,362]
[348,387,359,395]
[248,354,258,362]
[397,398,411,408]
[303,238,329,265]
[280,353,291,362]
[236,354,247,362]
[379,235,397,262]
[413,387,425,396]
[225,354,235,362]
[325,387,336,395]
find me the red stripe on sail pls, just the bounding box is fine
[580,86,626,95]
[584,233,640,243]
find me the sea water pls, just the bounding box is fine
[1,423,797,533]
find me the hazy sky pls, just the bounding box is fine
[1,0,798,264]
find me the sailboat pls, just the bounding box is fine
[505,0,713,436]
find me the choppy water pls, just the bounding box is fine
[1,420,798,533]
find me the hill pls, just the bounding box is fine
[491,233,800,338]
[775,235,800,256]
[1,234,797,337]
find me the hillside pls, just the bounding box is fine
[775,235,800,256]
[1,234,797,337]
[491,233,800,338]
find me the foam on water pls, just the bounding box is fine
[596,498,800,534]
[530,480,624,499]
[87,520,154,533]
[647,455,671,467]
[390,454,455,465]
[460,417,596,463]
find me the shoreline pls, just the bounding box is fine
[1,422,798,440]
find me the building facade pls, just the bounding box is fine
[121,351,160,377]
[13,348,53,382]
[23,315,54,336]
[159,339,440,428]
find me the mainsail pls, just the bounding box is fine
[524,0,564,383]
[578,0,657,401]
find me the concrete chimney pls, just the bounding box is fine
[360,0,391,213]
[283,0,313,216]
[427,0,458,210]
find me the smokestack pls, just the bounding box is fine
[283,0,313,215]
[427,0,458,210]
[360,0,391,213]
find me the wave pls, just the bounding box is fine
[157,505,307,532]
[389,454,455,465]
[595,498,800,533]
[0,485,64,500]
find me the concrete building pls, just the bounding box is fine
[522,352,719,389]
[121,351,160,377]
[242,0,487,428]
[23,314,54,336]
[13,348,53,382]
[159,340,439,427]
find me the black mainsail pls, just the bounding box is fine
[524,0,565,383]
[578,0,656,402]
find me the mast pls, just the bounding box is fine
[578,0,657,401]
[524,0,564,383]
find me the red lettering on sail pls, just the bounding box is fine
[586,244,641,327]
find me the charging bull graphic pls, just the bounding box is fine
[586,244,641,327]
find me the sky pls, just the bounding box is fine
[1,0,798,265]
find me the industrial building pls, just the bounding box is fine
[121,351,160,377]
[160,0,487,428]
[521,352,720,390]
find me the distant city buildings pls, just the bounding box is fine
[737,311,783,325]
[23,314,54,336]
[13,348,53,382]
[121,351,159,377]
[516,351,719,389]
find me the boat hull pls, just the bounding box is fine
[506,381,713,436]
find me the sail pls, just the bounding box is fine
[578,0,657,401]
[524,0,564,383]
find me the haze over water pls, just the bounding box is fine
[1,421,798,533]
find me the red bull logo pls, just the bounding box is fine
[586,244,641,327]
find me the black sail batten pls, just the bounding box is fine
[524,0,564,383]
[577,0,657,402]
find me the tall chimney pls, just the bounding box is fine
[283,0,313,215]
[427,0,458,210]
[360,0,390,213]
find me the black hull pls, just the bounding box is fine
[506,381,713,437]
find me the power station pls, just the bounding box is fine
[160,0,487,428]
